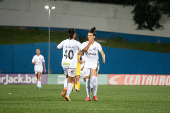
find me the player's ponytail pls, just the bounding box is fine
[89,27,96,36]
[67,28,75,39]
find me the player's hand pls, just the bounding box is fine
[88,37,93,44]
[102,59,105,64]
[44,69,46,73]
[32,62,36,64]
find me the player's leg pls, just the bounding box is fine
[63,68,68,89]
[83,78,86,82]
[92,69,98,101]
[76,75,80,91]
[36,74,38,80]
[62,75,68,97]
[84,68,91,101]
[82,69,93,92]
[62,68,68,97]
[90,82,93,91]
[37,72,42,89]
[64,75,68,89]
[75,79,77,91]
[35,71,39,88]
[75,69,79,91]
[65,68,76,101]
[72,77,76,91]
[65,76,73,101]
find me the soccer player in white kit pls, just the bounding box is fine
[57,28,81,101]
[32,49,46,89]
[81,27,105,101]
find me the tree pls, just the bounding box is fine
[71,0,170,31]
[132,0,170,31]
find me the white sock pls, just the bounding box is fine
[37,81,39,87]
[37,81,40,87]
[75,84,77,90]
[86,79,91,97]
[64,78,68,89]
[90,84,93,89]
[92,76,97,96]
[39,81,41,87]
[67,83,73,97]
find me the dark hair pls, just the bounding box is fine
[67,28,75,39]
[89,27,96,36]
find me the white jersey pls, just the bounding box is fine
[32,55,45,70]
[81,55,85,69]
[81,41,102,63]
[57,39,81,68]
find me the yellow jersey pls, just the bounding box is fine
[75,55,82,75]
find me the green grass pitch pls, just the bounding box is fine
[0,85,169,113]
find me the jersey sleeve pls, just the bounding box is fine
[97,43,102,52]
[32,56,35,62]
[80,42,87,51]
[42,56,45,62]
[80,56,82,60]
[57,40,64,49]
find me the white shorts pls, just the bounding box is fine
[81,69,86,78]
[83,62,100,77]
[84,61,99,70]
[35,71,42,74]
[63,68,76,77]
[34,67,43,74]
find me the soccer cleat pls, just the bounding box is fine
[39,87,42,89]
[91,88,93,91]
[37,86,40,89]
[93,96,98,101]
[77,89,80,92]
[65,95,71,101]
[61,88,67,97]
[84,97,91,101]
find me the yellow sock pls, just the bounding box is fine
[73,83,75,90]
[77,83,80,90]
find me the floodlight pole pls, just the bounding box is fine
[48,9,51,74]
[45,6,55,74]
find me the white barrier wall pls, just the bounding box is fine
[0,0,170,38]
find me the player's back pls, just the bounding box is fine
[61,39,81,68]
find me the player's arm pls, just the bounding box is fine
[56,40,64,50]
[78,58,83,64]
[32,56,36,64]
[81,66,84,71]
[100,50,105,64]
[78,53,83,64]
[32,62,36,64]
[82,42,90,52]
[82,38,93,52]
[43,62,46,72]
[42,56,46,72]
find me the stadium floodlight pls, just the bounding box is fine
[51,6,55,9]
[45,5,55,74]
[45,6,49,9]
